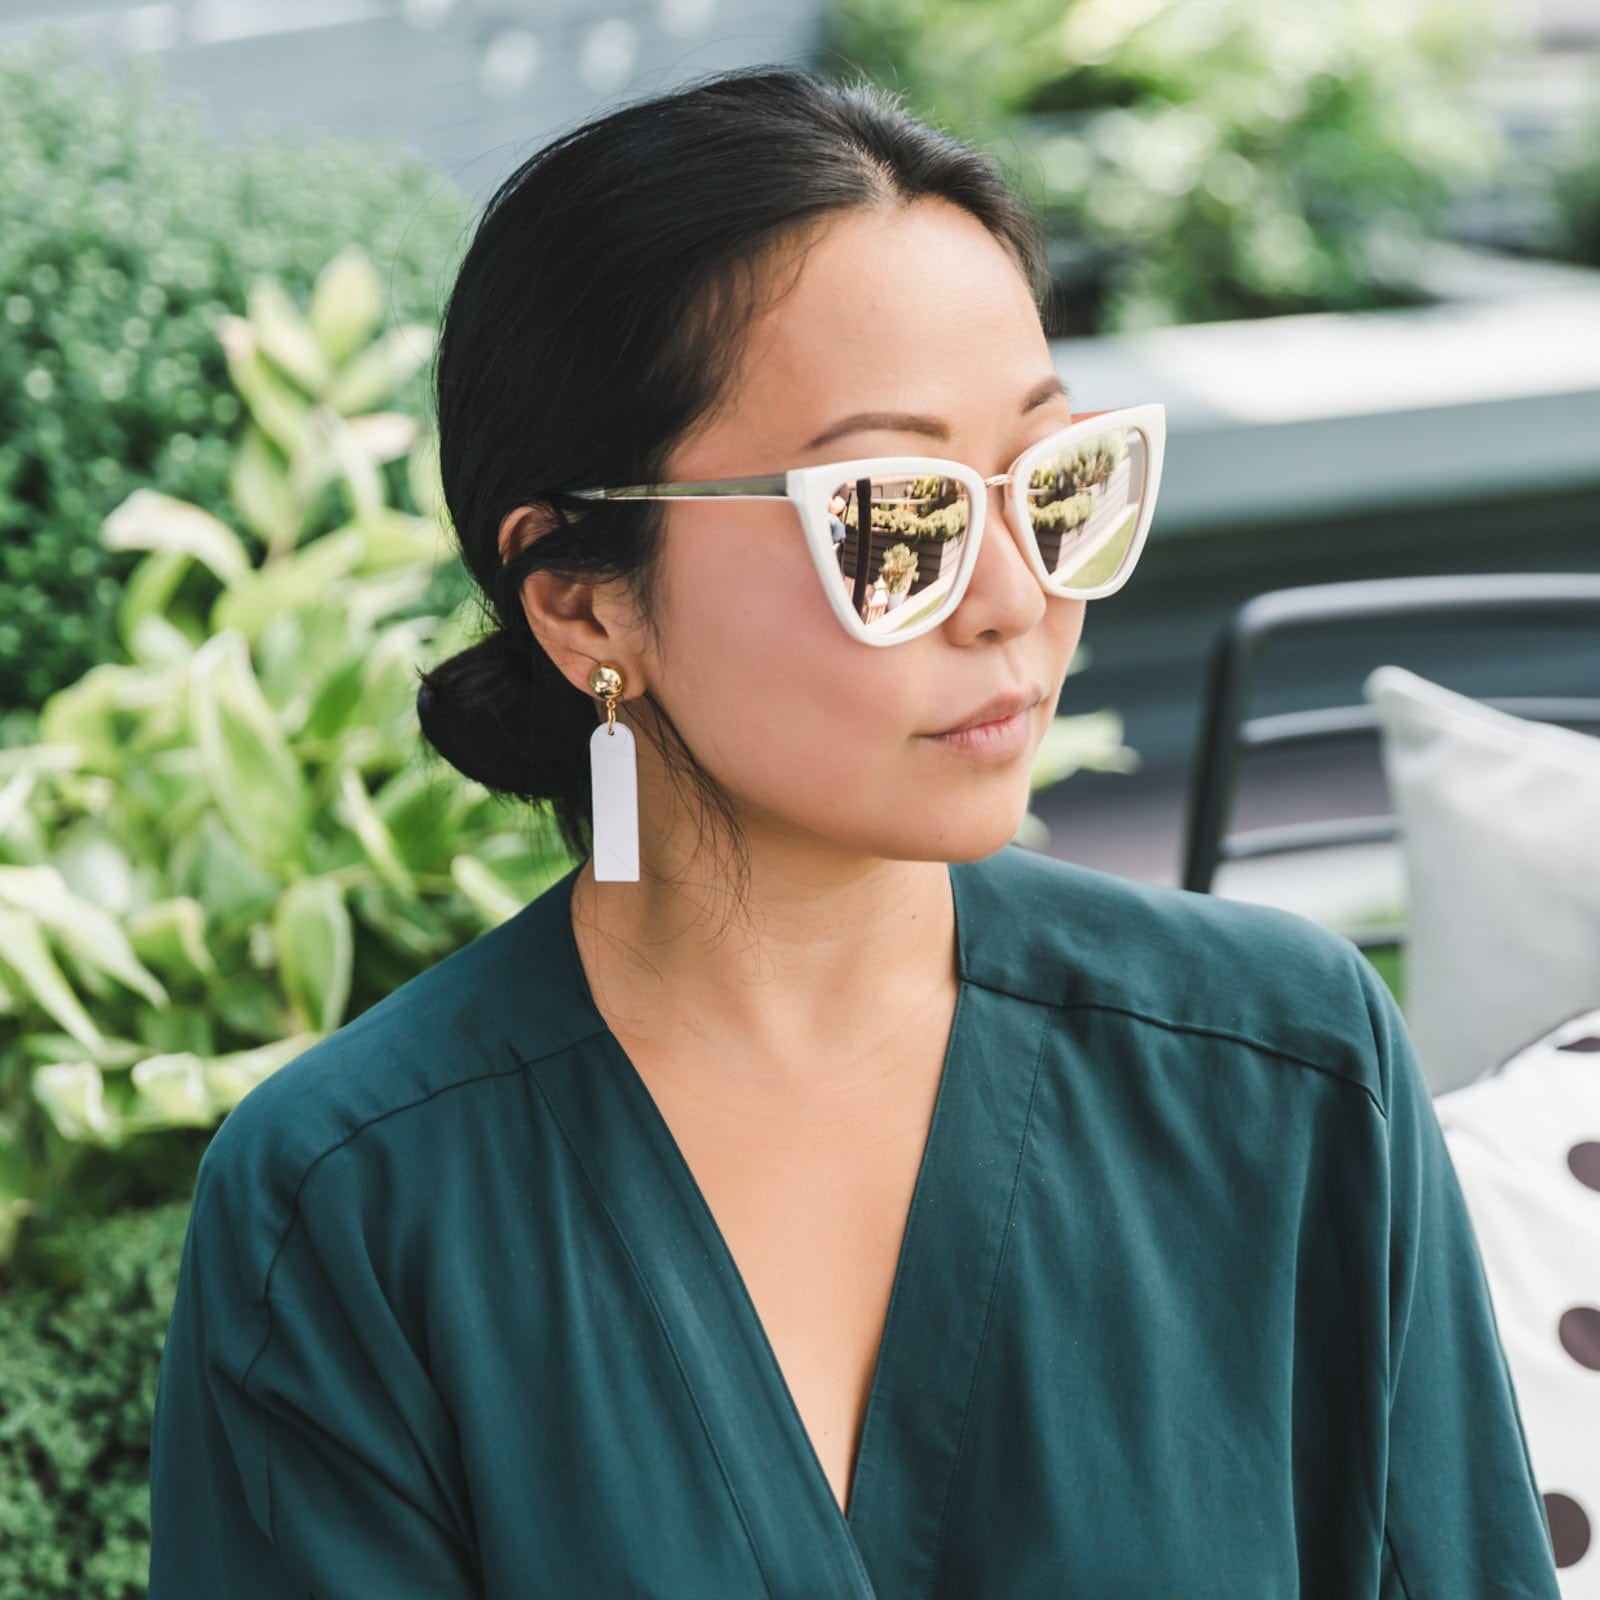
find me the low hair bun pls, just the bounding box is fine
[416,628,595,812]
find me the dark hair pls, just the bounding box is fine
[417,63,1050,868]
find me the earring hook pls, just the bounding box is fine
[588,663,625,735]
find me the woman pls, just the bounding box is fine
[147,67,1559,1599]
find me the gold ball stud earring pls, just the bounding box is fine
[588,663,625,733]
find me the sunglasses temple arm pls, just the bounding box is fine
[568,476,791,501]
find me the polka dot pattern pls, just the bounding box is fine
[1546,1492,1594,1572]
[1567,1139,1600,1194]
[1547,1031,1600,1576]
[1557,1307,1600,1372]
[1435,1009,1600,1587]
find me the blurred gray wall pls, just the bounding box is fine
[0,0,828,192]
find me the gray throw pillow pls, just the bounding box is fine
[1362,664,1600,1095]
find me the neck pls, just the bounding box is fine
[568,816,960,1097]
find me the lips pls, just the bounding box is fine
[927,687,1047,737]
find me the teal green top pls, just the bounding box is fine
[147,844,1560,1598]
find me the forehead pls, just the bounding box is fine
[676,198,1050,473]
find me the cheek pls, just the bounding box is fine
[647,511,916,806]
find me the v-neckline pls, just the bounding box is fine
[528,856,1049,1599]
[563,863,968,1517]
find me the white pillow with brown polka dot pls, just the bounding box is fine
[1433,1003,1600,1593]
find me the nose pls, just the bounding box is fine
[942,477,1046,645]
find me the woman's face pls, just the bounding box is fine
[624,197,1087,866]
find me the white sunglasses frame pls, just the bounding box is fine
[563,402,1166,648]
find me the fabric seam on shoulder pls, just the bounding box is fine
[962,973,1387,1122]
[235,1027,612,1396]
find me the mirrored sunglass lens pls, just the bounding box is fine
[1023,424,1149,591]
[823,473,972,635]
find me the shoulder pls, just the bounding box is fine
[196,863,597,1225]
[952,844,1387,1109]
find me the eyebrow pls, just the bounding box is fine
[800,372,1073,453]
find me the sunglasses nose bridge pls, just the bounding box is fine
[978,469,1020,521]
[975,469,1024,546]
[975,470,1013,524]
[961,468,1041,607]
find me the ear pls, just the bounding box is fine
[496,503,646,700]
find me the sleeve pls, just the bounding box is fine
[1359,956,1563,1600]
[147,1136,483,1599]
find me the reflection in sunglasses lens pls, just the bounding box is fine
[1022,425,1148,591]
[823,473,971,635]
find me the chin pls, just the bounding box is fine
[875,793,1034,865]
[930,828,1027,865]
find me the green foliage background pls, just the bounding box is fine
[0,242,582,1284]
[1548,61,1600,266]
[0,29,474,718]
[0,1199,188,1600]
[823,0,1517,331]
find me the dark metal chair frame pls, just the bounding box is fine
[1180,571,1600,955]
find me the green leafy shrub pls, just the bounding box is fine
[868,498,968,539]
[878,540,919,590]
[0,1195,188,1600]
[0,28,473,717]
[1030,491,1095,532]
[825,0,1515,331]
[0,252,574,1269]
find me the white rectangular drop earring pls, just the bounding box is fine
[588,662,639,882]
